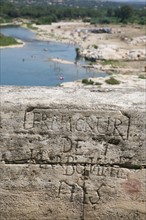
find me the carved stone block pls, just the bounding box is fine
[0,87,145,220]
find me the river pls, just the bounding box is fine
[0,26,107,86]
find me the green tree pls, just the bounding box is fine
[107,8,114,17]
[115,5,133,22]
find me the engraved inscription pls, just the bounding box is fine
[57,180,105,204]
[1,88,145,220]
[24,108,131,140]
[63,165,129,179]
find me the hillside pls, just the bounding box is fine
[5,0,146,7]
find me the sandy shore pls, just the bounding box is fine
[33,21,145,48]
[0,43,24,49]
[48,57,76,65]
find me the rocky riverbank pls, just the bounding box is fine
[61,74,146,90]
[33,22,146,75]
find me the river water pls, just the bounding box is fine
[0,26,107,86]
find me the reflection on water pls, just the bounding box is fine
[0,26,107,86]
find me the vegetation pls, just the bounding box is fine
[0,1,145,25]
[105,77,120,85]
[95,82,102,86]
[82,79,94,85]
[92,45,98,49]
[0,33,20,46]
[82,78,102,86]
[138,74,146,79]
[114,5,133,23]
[88,61,96,66]
[102,60,125,68]
[27,23,38,30]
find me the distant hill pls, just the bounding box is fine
[5,0,146,8]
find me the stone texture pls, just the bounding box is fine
[0,86,146,220]
[79,45,146,61]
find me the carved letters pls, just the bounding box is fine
[63,165,129,179]
[21,108,132,204]
[57,180,105,205]
[24,108,131,140]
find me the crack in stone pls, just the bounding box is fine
[2,160,146,170]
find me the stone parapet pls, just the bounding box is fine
[0,86,145,220]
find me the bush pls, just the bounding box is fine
[27,23,38,30]
[138,74,146,79]
[95,82,102,85]
[82,17,91,23]
[0,18,5,23]
[37,16,52,24]
[89,61,96,65]
[82,79,94,85]
[102,60,124,68]
[82,78,88,84]
[105,77,120,85]
[90,18,98,25]
[99,17,111,24]
[92,44,98,49]
[138,19,146,25]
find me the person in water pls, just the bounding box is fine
[59,76,64,80]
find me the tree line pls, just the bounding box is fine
[0,2,145,25]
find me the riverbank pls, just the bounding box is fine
[32,21,146,76]
[61,74,146,90]
[0,32,25,49]
[0,40,25,49]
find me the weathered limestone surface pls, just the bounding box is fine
[0,86,146,220]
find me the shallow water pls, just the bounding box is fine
[0,26,107,86]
